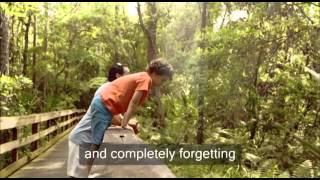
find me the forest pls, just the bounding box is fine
[0,2,320,178]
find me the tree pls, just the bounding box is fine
[32,14,36,87]
[196,2,208,144]
[42,2,48,53]
[0,8,10,118]
[22,10,32,76]
[37,2,49,112]
[114,4,120,63]
[0,9,9,75]
[137,2,165,128]
[137,2,158,61]
[1,3,320,176]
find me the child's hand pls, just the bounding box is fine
[122,125,134,132]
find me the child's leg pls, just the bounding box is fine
[67,140,90,178]
[87,95,113,175]
[86,143,100,176]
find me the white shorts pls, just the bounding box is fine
[67,140,90,178]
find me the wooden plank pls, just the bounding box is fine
[0,117,79,154]
[0,109,85,130]
[0,124,77,178]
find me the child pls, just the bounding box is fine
[94,63,130,97]
[67,62,129,178]
[94,63,137,132]
[67,58,173,178]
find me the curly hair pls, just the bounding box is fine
[146,58,174,80]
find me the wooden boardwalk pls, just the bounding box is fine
[9,134,71,178]
[9,127,176,178]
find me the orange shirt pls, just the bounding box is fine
[101,72,152,115]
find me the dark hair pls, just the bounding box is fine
[108,62,124,82]
[146,58,174,80]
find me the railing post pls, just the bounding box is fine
[31,123,39,151]
[68,114,71,129]
[59,116,62,132]
[73,113,77,126]
[74,113,77,126]
[11,128,18,163]
[53,118,57,137]
[64,115,67,131]
[71,114,75,126]
[46,120,50,141]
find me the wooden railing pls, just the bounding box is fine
[0,109,86,177]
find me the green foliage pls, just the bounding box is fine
[88,77,107,89]
[138,2,320,177]
[2,2,320,178]
[0,75,35,116]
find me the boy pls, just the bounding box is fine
[94,63,130,97]
[68,62,130,178]
[67,58,173,178]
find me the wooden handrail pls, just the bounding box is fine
[0,109,85,130]
[0,117,80,154]
[0,109,86,177]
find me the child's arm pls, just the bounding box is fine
[121,90,144,128]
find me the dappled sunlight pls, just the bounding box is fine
[1,2,320,178]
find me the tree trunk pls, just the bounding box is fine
[114,4,120,63]
[137,2,164,128]
[43,2,48,53]
[137,2,158,61]
[146,2,158,61]
[249,50,263,140]
[151,87,165,128]
[36,3,49,113]
[14,17,22,69]
[0,10,9,76]
[32,15,37,88]
[22,11,32,76]
[64,30,76,92]
[9,15,15,74]
[42,2,48,101]
[0,10,10,118]
[196,2,208,144]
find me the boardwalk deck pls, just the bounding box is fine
[9,127,176,178]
